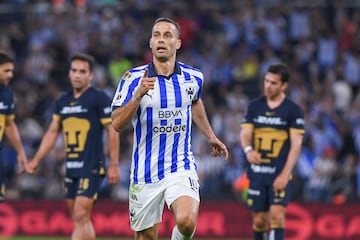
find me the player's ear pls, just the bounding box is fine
[176,39,181,50]
[149,38,153,49]
[281,81,288,91]
[89,71,94,81]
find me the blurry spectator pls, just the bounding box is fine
[8,21,28,62]
[263,8,287,52]
[333,62,352,113]
[293,134,315,200]
[337,14,357,52]
[107,48,132,87]
[343,51,360,91]
[331,153,358,203]
[23,41,53,86]
[196,139,226,199]
[288,7,311,41]
[357,161,360,199]
[317,30,337,76]
[305,146,338,202]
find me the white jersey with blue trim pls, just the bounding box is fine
[112,61,203,184]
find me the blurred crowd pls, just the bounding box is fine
[1,0,360,203]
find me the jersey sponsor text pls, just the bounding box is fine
[251,164,276,174]
[254,116,286,126]
[60,106,88,114]
[67,161,84,168]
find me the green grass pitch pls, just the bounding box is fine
[1,238,244,240]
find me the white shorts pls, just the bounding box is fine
[129,171,200,231]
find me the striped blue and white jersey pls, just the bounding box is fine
[112,61,203,184]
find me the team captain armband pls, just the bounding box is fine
[243,146,253,154]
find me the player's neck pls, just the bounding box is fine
[267,92,285,108]
[73,85,91,98]
[153,58,176,77]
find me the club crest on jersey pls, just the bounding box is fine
[123,71,131,81]
[186,87,195,100]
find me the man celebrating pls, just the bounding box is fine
[112,17,228,239]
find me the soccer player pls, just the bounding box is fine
[111,17,228,240]
[26,52,120,240]
[0,51,28,202]
[240,63,305,240]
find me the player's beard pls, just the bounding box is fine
[72,81,90,93]
[0,77,9,86]
[154,49,176,63]
[266,88,283,101]
[155,54,169,63]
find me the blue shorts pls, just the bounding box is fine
[246,177,291,212]
[64,174,104,200]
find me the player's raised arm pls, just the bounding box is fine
[111,69,156,131]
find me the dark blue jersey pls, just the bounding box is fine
[0,85,15,149]
[241,96,305,180]
[54,87,112,178]
[0,85,15,201]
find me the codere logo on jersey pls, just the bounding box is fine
[153,124,187,133]
[154,110,187,133]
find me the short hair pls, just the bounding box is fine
[267,63,290,83]
[0,51,14,65]
[70,52,95,72]
[153,17,181,38]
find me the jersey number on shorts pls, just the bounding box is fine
[79,178,90,190]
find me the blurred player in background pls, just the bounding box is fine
[240,63,305,240]
[26,52,120,240]
[111,17,228,240]
[0,51,28,202]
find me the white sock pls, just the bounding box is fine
[269,229,273,240]
[171,226,193,240]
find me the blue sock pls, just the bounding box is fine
[254,230,267,240]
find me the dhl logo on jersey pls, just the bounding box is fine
[254,116,286,126]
